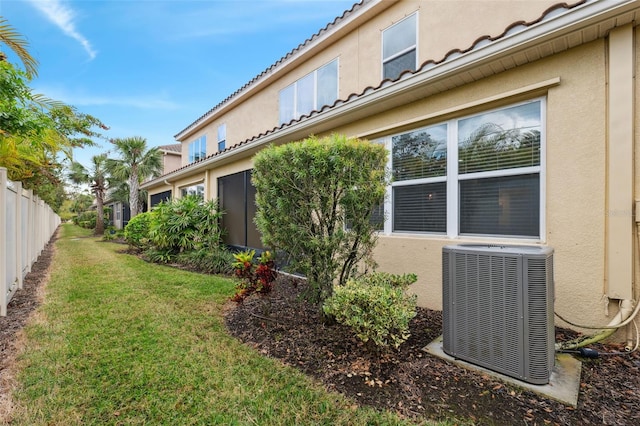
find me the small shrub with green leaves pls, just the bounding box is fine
[322,272,418,350]
[124,211,154,249]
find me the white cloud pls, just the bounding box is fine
[34,85,180,110]
[27,0,97,60]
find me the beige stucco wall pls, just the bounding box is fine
[319,39,612,330]
[162,153,181,174]
[177,0,561,164]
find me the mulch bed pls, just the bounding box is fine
[224,274,640,425]
[2,234,640,425]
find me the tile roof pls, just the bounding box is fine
[157,143,181,153]
[147,0,591,185]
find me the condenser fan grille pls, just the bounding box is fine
[442,245,554,385]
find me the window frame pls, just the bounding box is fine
[379,97,546,241]
[382,12,418,80]
[217,124,226,152]
[180,183,205,199]
[188,135,207,163]
[279,58,339,125]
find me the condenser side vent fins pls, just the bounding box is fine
[442,244,554,385]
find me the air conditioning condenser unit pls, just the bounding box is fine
[442,244,554,385]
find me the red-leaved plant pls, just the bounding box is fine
[231,250,277,303]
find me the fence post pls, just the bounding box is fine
[15,180,23,289]
[1,167,7,316]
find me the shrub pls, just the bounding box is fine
[231,250,278,303]
[175,247,235,275]
[149,196,224,254]
[75,210,97,229]
[355,272,417,289]
[322,272,418,349]
[124,211,154,249]
[253,134,388,304]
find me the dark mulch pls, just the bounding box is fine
[2,235,640,425]
[224,274,640,425]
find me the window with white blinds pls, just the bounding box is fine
[384,99,543,238]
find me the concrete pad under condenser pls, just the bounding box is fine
[424,335,582,407]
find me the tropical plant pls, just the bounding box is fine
[1,21,106,207]
[108,137,162,218]
[252,134,388,304]
[68,154,111,235]
[148,195,224,255]
[231,250,278,303]
[0,17,38,78]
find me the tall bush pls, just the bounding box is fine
[124,211,153,249]
[253,134,388,303]
[148,195,224,256]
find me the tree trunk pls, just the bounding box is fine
[95,190,105,235]
[129,169,139,218]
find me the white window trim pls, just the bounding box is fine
[188,135,207,163]
[381,12,419,79]
[217,124,226,151]
[378,97,546,242]
[279,58,339,124]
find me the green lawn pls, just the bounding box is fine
[9,224,430,425]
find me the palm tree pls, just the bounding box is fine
[68,154,110,235]
[108,137,162,218]
[0,17,38,78]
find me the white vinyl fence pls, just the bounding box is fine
[0,167,60,316]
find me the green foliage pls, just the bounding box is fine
[107,136,162,217]
[0,60,105,204]
[322,272,418,350]
[73,210,108,231]
[124,211,153,249]
[253,134,388,304]
[148,196,224,254]
[354,272,417,289]
[102,226,117,241]
[68,154,112,235]
[231,250,278,303]
[144,248,174,264]
[175,247,235,275]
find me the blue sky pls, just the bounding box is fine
[1,0,356,170]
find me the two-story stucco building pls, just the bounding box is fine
[141,0,640,341]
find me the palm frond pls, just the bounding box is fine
[0,18,38,78]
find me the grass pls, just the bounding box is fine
[9,224,439,425]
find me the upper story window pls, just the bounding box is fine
[217,124,226,151]
[382,13,417,80]
[279,59,338,125]
[382,99,543,239]
[188,135,206,163]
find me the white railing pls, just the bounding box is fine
[0,167,60,316]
